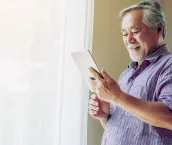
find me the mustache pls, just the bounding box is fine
[127,43,140,49]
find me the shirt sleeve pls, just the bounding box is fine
[156,65,172,111]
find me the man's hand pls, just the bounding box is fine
[88,94,110,128]
[88,94,110,120]
[89,67,122,103]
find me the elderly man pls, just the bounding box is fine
[88,1,172,145]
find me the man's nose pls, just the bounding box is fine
[127,33,135,43]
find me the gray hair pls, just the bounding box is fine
[119,1,167,39]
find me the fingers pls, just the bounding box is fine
[89,104,99,110]
[89,68,112,93]
[89,109,98,115]
[89,94,98,105]
[89,67,103,82]
[89,97,99,106]
[89,94,99,115]
[101,69,112,81]
[88,104,99,116]
[88,78,97,92]
[90,94,97,100]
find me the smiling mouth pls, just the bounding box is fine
[134,46,140,49]
[128,46,140,51]
[127,43,140,50]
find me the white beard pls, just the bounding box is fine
[127,43,143,62]
[129,51,143,62]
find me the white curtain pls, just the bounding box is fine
[0,0,94,144]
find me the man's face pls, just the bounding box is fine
[121,10,161,64]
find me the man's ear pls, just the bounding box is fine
[157,27,162,33]
[157,23,163,34]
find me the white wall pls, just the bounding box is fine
[164,0,172,51]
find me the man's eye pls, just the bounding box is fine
[133,31,139,34]
[123,34,128,37]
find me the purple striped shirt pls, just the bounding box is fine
[102,45,172,145]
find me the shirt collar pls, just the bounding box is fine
[128,44,169,69]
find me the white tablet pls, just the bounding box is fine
[71,50,102,85]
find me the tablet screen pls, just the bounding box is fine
[71,50,102,85]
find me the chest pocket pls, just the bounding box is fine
[129,74,148,100]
